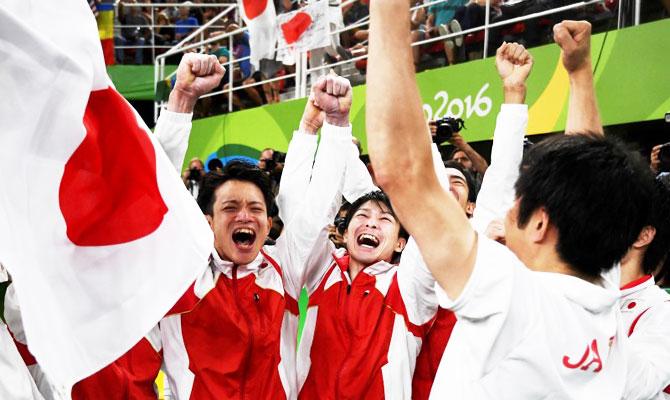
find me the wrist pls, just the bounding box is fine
[325,113,350,127]
[568,62,593,84]
[167,87,198,113]
[299,118,321,135]
[503,83,526,104]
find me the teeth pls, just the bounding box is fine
[357,233,379,247]
[234,228,254,235]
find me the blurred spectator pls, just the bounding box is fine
[154,11,175,47]
[413,0,467,66]
[455,0,501,60]
[258,148,285,194]
[328,201,351,248]
[182,157,205,198]
[116,1,151,64]
[175,3,200,41]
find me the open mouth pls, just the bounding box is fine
[232,228,256,248]
[357,233,380,249]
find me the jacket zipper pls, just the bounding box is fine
[335,272,354,399]
[232,265,254,400]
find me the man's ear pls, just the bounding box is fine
[395,237,407,253]
[633,226,656,249]
[465,202,476,217]
[206,214,214,230]
[529,207,550,243]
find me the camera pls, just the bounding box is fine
[665,112,670,123]
[188,167,202,182]
[434,117,465,143]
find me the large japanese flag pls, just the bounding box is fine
[0,0,212,389]
[238,0,278,68]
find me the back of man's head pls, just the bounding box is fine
[515,134,655,279]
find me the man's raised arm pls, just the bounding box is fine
[367,0,476,300]
[554,21,604,136]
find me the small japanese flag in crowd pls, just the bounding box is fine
[238,0,278,68]
[0,0,211,390]
[277,0,331,55]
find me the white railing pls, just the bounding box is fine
[150,0,641,122]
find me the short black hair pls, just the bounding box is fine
[444,160,477,202]
[515,134,655,279]
[643,177,670,281]
[197,160,276,217]
[339,191,408,240]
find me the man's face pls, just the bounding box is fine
[179,6,190,18]
[452,150,473,171]
[446,171,470,213]
[207,180,271,265]
[258,149,274,171]
[190,160,204,171]
[344,200,406,266]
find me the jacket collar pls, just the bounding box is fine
[210,248,267,277]
[620,274,654,297]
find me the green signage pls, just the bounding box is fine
[179,19,670,171]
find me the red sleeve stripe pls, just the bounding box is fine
[385,275,432,338]
[627,307,651,337]
[7,328,37,366]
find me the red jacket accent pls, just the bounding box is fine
[412,308,457,400]
[72,337,162,400]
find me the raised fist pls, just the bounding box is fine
[174,53,225,100]
[495,42,533,88]
[311,73,353,127]
[553,20,592,73]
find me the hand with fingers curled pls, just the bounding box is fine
[553,20,592,74]
[495,41,533,89]
[311,72,353,127]
[168,53,225,113]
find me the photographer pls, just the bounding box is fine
[429,117,488,192]
[258,147,285,194]
[181,157,204,198]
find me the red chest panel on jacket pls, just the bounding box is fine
[72,338,161,400]
[180,270,288,400]
[300,270,399,400]
[412,307,457,400]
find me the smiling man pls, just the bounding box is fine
[159,73,354,400]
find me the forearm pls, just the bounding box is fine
[368,0,476,300]
[565,65,603,136]
[277,131,318,225]
[459,141,489,174]
[367,0,433,191]
[154,110,193,173]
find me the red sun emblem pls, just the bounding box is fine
[281,12,313,45]
[59,88,167,246]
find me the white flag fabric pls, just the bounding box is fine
[0,0,212,389]
[276,0,330,55]
[238,0,278,68]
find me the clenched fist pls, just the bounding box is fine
[168,53,225,113]
[311,73,353,127]
[553,20,592,73]
[495,42,533,89]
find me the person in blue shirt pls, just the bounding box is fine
[175,5,199,41]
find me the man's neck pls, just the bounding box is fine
[620,252,646,288]
[530,251,600,284]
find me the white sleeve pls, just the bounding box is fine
[470,104,527,234]
[435,235,528,321]
[153,110,194,173]
[277,131,318,226]
[274,122,350,299]
[623,304,670,400]
[342,143,377,203]
[396,238,439,326]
